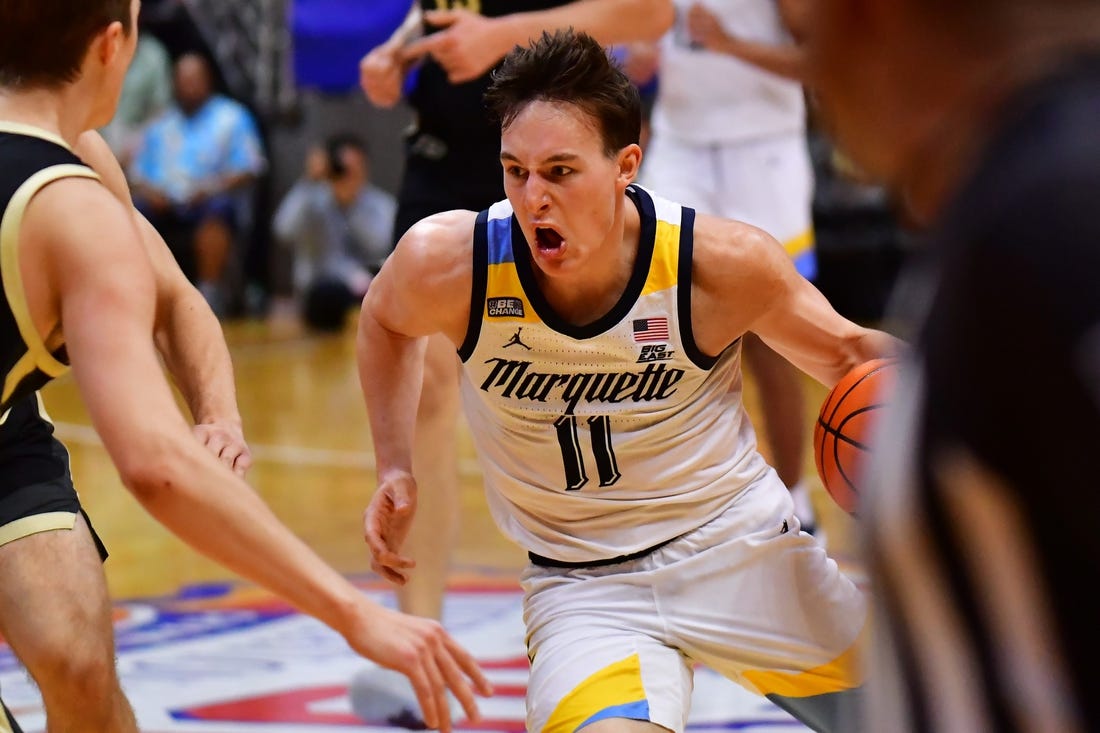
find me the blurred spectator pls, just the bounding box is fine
[130,52,266,316]
[273,133,396,331]
[99,17,172,168]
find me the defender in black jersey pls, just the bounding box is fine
[0,3,489,731]
[808,2,1100,730]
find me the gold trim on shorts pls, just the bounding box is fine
[0,511,77,547]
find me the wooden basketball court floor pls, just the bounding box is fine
[4,315,863,731]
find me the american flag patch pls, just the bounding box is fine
[633,317,670,343]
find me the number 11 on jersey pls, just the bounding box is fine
[553,414,621,491]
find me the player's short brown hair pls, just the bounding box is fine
[0,0,133,90]
[485,28,642,158]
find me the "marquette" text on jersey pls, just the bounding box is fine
[480,358,686,414]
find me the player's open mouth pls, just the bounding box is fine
[535,226,565,253]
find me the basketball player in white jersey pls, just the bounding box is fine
[635,0,820,532]
[359,29,901,732]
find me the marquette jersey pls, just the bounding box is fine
[458,185,770,562]
[0,124,98,490]
[652,0,805,144]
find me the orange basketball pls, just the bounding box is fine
[813,358,898,515]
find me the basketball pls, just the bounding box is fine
[813,358,898,515]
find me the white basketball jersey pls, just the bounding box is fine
[651,0,806,144]
[458,185,770,562]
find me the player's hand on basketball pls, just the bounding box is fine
[348,603,493,732]
[364,471,418,584]
[360,43,405,108]
[403,9,509,84]
[193,420,252,476]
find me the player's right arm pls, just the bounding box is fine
[74,130,251,476]
[356,210,475,584]
[21,180,489,731]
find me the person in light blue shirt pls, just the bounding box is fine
[274,133,396,331]
[130,52,266,314]
[99,30,172,168]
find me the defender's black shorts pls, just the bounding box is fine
[0,441,107,562]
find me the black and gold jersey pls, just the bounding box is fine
[0,123,98,488]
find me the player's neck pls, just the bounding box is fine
[0,88,93,149]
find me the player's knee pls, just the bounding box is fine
[30,637,120,708]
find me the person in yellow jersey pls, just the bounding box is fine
[359,29,901,733]
[0,2,488,730]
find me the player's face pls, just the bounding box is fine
[501,100,639,277]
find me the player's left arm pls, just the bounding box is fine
[401,0,675,83]
[73,130,251,475]
[692,214,904,387]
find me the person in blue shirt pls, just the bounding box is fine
[130,52,266,315]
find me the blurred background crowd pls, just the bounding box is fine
[113,0,911,332]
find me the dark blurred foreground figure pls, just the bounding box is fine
[806,1,1100,731]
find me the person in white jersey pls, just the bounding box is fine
[635,0,820,532]
[358,29,899,733]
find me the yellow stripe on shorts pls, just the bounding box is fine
[743,621,867,697]
[543,652,650,732]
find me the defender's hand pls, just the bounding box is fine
[193,421,252,476]
[346,603,493,732]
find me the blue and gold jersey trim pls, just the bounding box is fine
[460,186,734,372]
